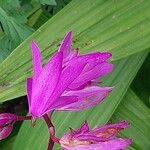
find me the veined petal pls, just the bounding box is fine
[69,62,113,90]
[59,86,112,111]
[30,52,63,116]
[77,52,112,63]
[0,125,13,140]
[45,96,78,111]
[26,78,33,108]
[95,138,132,150]
[73,80,101,90]
[61,139,131,150]
[91,121,129,140]
[63,49,79,65]
[31,41,42,81]
[58,32,72,58]
[76,121,90,134]
[45,59,87,110]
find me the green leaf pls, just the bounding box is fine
[0,0,150,102]
[42,0,71,17]
[131,54,150,107]
[40,0,57,5]
[12,51,148,150]
[112,89,150,150]
[0,35,15,62]
[0,0,34,62]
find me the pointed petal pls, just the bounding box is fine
[46,59,87,109]
[59,86,112,111]
[26,78,33,108]
[30,52,63,116]
[69,62,113,90]
[68,49,78,60]
[78,52,112,63]
[0,125,13,140]
[64,49,79,65]
[45,96,78,111]
[74,134,103,143]
[72,121,90,136]
[74,80,101,90]
[65,51,112,69]
[62,139,131,150]
[87,139,132,150]
[31,41,42,81]
[91,121,129,140]
[78,121,90,133]
[58,32,72,58]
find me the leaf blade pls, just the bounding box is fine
[112,89,150,150]
[0,0,150,102]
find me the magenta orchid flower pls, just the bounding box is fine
[27,32,113,117]
[60,121,132,150]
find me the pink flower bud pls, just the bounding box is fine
[0,113,17,140]
[0,125,13,140]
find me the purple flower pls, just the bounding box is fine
[27,32,113,117]
[60,121,132,150]
[0,113,17,140]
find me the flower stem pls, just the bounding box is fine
[43,113,60,150]
[16,115,32,121]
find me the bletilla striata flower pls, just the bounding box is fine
[0,113,17,140]
[60,121,132,150]
[27,32,113,117]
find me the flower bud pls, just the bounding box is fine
[0,113,17,140]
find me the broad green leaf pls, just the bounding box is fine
[131,54,150,107]
[0,0,150,102]
[12,51,148,150]
[112,89,150,150]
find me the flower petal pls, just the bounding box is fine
[31,41,42,82]
[30,52,63,116]
[91,121,129,140]
[95,138,132,150]
[77,52,112,63]
[63,49,79,65]
[58,32,72,58]
[69,62,113,90]
[45,96,78,112]
[61,138,131,150]
[59,86,112,111]
[77,121,90,134]
[26,78,33,108]
[0,125,13,140]
[46,59,87,108]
